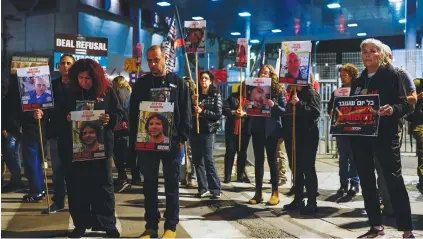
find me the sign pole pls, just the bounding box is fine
[38,119,51,214]
[195,52,200,134]
[238,67,243,151]
[291,88,297,186]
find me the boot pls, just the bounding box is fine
[267,190,280,205]
[139,229,158,238]
[337,183,348,195]
[162,229,176,238]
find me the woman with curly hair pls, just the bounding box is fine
[65,59,123,238]
[328,63,360,197]
[247,64,287,205]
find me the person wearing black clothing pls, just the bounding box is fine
[36,59,122,238]
[5,74,47,202]
[348,39,414,238]
[222,85,250,183]
[247,65,286,206]
[129,45,191,239]
[282,84,321,214]
[327,63,360,197]
[42,54,75,213]
[190,70,222,198]
[409,78,423,193]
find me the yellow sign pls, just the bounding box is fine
[124,58,138,72]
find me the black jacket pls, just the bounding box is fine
[222,93,249,134]
[192,85,222,134]
[351,65,412,136]
[129,72,192,149]
[248,92,287,138]
[283,87,321,137]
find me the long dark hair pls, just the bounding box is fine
[199,70,219,94]
[144,114,169,137]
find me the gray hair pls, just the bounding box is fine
[360,38,391,67]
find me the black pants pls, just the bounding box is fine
[113,136,129,180]
[251,131,278,192]
[350,134,412,231]
[285,127,319,205]
[412,125,423,185]
[224,131,251,182]
[190,133,221,195]
[67,158,117,231]
[139,143,180,231]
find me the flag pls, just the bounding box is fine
[163,14,184,74]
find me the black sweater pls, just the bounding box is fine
[129,73,192,150]
[222,93,249,134]
[191,86,222,134]
[351,65,412,136]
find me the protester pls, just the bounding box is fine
[129,45,191,238]
[222,84,251,183]
[247,65,286,206]
[349,38,414,238]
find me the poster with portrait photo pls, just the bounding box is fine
[330,95,380,136]
[151,88,171,102]
[235,38,248,68]
[17,66,54,112]
[11,56,49,75]
[245,77,272,116]
[184,20,206,53]
[71,110,106,162]
[76,100,96,111]
[279,41,312,85]
[136,101,174,151]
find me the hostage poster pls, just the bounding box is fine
[235,38,248,68]
[54,33,108,71]
[184,20,206,53]
[330,95,380,136]
[11,56,49,75]
[136,101,174,151]
[17,66,54,111]
[279,41,312,85]
[71,110,106,162]
[245,77,271,116]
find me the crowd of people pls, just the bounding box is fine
[1,38,422,238]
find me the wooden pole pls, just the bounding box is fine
[292,88,297,186]
[238,67,243,151]
[195,52,200,134]
[38,119,51,214]
[184,141,191,178]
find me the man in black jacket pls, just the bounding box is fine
[129,45,191,238]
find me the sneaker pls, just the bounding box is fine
[196,191,211,198]
[357,226,385,238]
[115,180,131,193]
[300,204,317,215]
[337,184,348,195]
[403,232,415,238]
[347,185,360,196]
[42,203,65,214]
[283,200,304,210]
[286,186,295,196]
[211,192,221,199]
[68,227,86,238]
[2,181,24,193]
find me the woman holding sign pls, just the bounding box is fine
[190,70,222,199]
[247,65,287,206]
[349,38,414,238]
[65,59,122,238]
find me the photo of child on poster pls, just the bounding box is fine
[279,41,312,85]
[184,20,206,53]
[330,95,380,136]
[235,38,248,68]
[71,110,106,162]
[17,65,54,111]
[245,77,272,116]
[136,101,174,151]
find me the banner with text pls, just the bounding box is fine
[330,94,380,136]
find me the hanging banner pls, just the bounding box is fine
[54,33,108,71]
[17,66,54,111]
[184,20,206,53]
[71,110,106,162]
[136,101,174,151]
[330,94,380,136]
[245,77,272,116]
[279,41,312,85]
[235,38,248,68]
[11,56,49,75]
